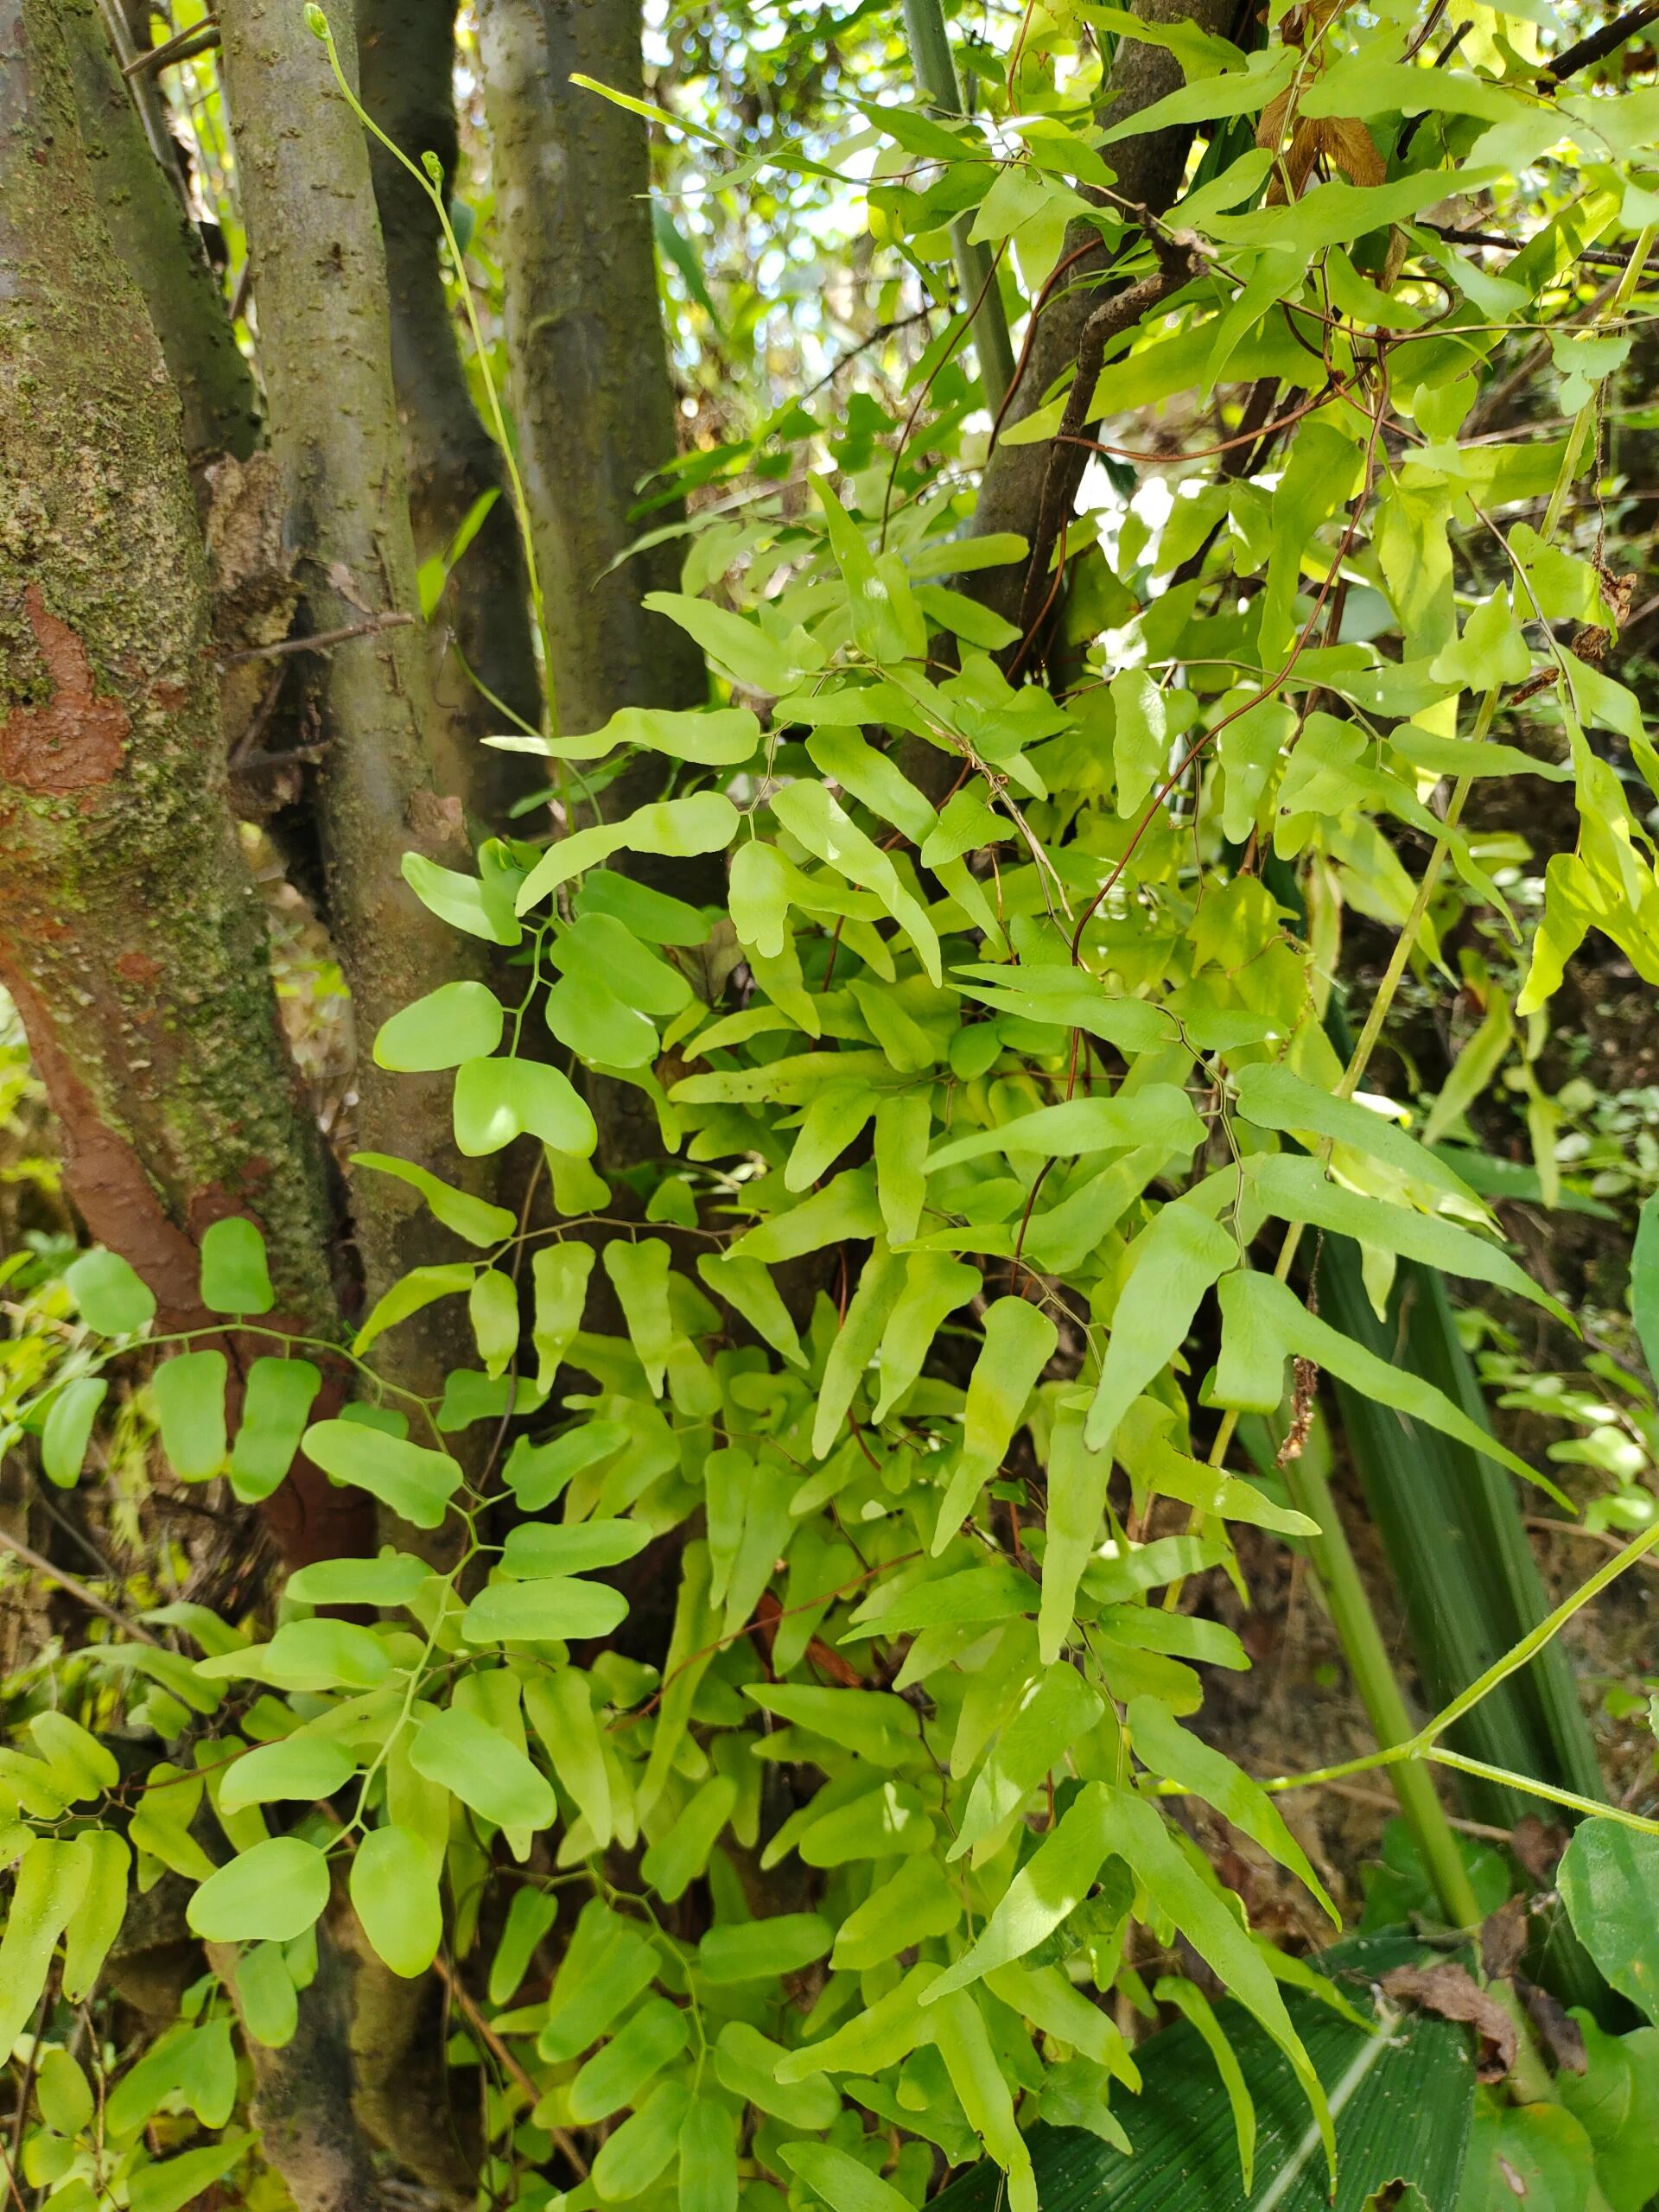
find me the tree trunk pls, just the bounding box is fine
[58,0,262,471]
[0,0,366,1566]
[216,0,491,1393]
[968,0,1246,624]
[358,0,544,836]
[474,0,703,741]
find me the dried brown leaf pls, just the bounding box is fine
[1381,1962,1517,2082]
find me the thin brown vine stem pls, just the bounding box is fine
[880,241,1008,550]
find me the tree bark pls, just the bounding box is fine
[968,0,1245,625]
[0,0,365,1566]
[357,0,543,836]
[474,0,704,741]
[216,0,491,1395]
[57,0,262,470]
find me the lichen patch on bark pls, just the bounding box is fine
[0,585,130,791]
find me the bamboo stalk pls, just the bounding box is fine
[901,0,1016,408]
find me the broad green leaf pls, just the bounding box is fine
[469,1266,518,1378]
[1127,1698,1336,1923]
[60,1833,128,2003]
[505,1419,627,1512]
[286,1550,431,1606]
[570,1995,690,2124]
[677,2095,739,2212]
[524,1670,613,1844]
[197,1617,391,1692]
[817,474,926,663]
[187,1837,331,1943]
[198,1217,274,1314]
[402,850,520,944]
[714,2019,839,2128]
[953,1663,1103,1859]
[1113,668,1168,817]
[36,2047,93,2135]
[1153,1975,1258,2192]
[228,1357,322,1503]
[604,1236,674,1394]
[0,1840,89,2054]
[844,1560,1040,1641]
[350,1825,442,1977]
[152,1351,228,1480]
[127,2137,251,2212]
[461,1575,629,1643]
[1085,1203,1236,1448]
[639,1773,737,1899]
[832,1853,962,1968]
[773,779,941,982]
[1097,1786,1331,2177]
[302,1420,463,1529]
[1248,1154,1564,1322]
[353,1261,474,1355]
[814,1247,907,1455]
[1216,1270,1553,1494]
[643,588,821,694]
[349,1153,517,1247]
[410,1704,556,1831]
[1039,1404,1112,1663]
[453,1054,597,1158]
[29,1712,118,1801]
[219,1737,354,1815]
[531,702,760,763]
[41,1376,105,1489]
[374,980,504,1071]
[531,1240,595,1388]
[592,2078,692,2202]
[746,1684,920,1765]
[930,1986,1039,2211]
[934,1296,1058,1549]
[66,1249,155,1336]
[696,1911,833,1982]
[1559,1822,1659,2025]
[1233,1064,1476,1198]
[780,2143,912,2212]
[488,1885,560,2005]
[697,1251,805,1367]
[516,791,741,912]
[501,1519,648,1576]
[927,1084,1204,1171]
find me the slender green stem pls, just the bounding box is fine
[900,0,1015,409]
[1278,1442,1484,1926]
[308,7,555,734]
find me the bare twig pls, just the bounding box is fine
[1014,238,1200,657]
[217,612,416,666]
[429,1954,589,2179]
[123,21,221,78]
[1542,0,1659,82]
[0,1526,162,1645]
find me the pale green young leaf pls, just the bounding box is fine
[350,1825,442,1978]
[374,980,504,1071]
[187,1837,331,1944]
[302,1420,463,1529]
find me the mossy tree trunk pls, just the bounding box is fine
[0,0,363,1569]
[358,0,544,835]
[217,0,492,1398]
[58,0,262,472]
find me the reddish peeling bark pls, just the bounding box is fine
[0,0,370,1567]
